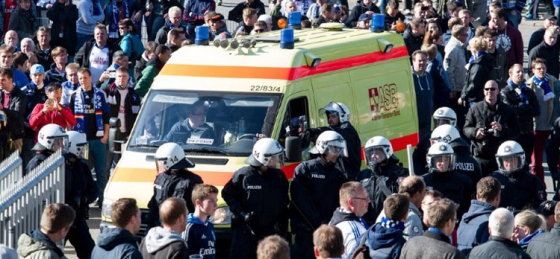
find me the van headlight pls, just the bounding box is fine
[210,206,232,224]
[102,199,114,219]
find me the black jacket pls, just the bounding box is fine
[332,122,362,180]
[528,41,560,79]
[403,29,424,59]
[103,84,141,136]
[501,84,540,134]
[155,19,188,45]
[527,223,560,258]
[462,52,496,103]
[463,100,520,160]
[412,134,430,176]
[25,150,53,176]
[221,166,289,237]
[450,138,483,185]
[423,170,475,219]
[75,40,122,69]
[349,3,381,27]
[64,153,98,218]
[0,86,28,139]
[134,54,149,82]
[47,1,79,55]
[228,0,266,23]
[491,169,546,212]
[457,200,495,255]
[290,157,348,231]
[468,236,530,259]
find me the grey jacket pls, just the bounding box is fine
[377,202,423,240]
[527,75,558,131]
[444,37,467,93]
[400,230,465,259]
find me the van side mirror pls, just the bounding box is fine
[285,136,302,162]
[109,117,123,154]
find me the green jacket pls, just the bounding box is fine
[135,57,165,98]
[17,231,67,259]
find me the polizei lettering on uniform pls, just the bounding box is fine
[454,162,475,171]
[311,174,326,179]
[246,185,262,189]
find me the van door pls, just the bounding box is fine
[277,93,313,161]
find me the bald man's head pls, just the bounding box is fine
[4,31,18,48]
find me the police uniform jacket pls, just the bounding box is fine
[491,169,546,211]
[423,170,475,219]
[290,157,347,231]
[222,165,289,234]
[450,138,483,185]
[63,153,98,218]
[25,150,52,176]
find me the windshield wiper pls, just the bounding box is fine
[182,146,231,156]
[128,143,162,148]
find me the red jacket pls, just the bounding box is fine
[29,104,77,142]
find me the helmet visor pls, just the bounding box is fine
[155,159,167,174]
[53,136,69,153]
[267,153,285,168]
[497,155,523,172]
[429,154,454,172]
[364,146,387,165]
[326,139,348,157]
[433,118,454,128]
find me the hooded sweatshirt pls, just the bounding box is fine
[456,200,496,255]
[329,207,368,259]
[17,229,66,259]
[367,222,407,259]
[140,226,189,259]
[412,70,434,140]
[182,213,216,258]
[91,228,142,259]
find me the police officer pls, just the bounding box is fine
[221,138,289,259]
[291,131,349,259]
[423,142,475,219]
[26,123,68,174]
[491,141,546,212]
[146,143,203,230]
[412,107,458,175]
[63,131,98,259]
[357,136,408,225]
[431,124,483,185]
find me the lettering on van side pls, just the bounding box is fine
[250,85,281,92]
[368,83,401,121]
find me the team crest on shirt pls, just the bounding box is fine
[497,34,512,52]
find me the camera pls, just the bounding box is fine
[485,128,500,138]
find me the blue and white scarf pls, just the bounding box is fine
[73,87,105,137]
[468,51,485,64]
[109,0,130,39]
[380,217,405,231]
[92,0,103,16]
[507,78,529,105]
[533,74,555,101]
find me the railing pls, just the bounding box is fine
[0,150,65,249]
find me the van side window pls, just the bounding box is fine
[281,97,310,149]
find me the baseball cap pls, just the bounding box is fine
[359,13,372,22]
[30,64,45,75]
[537,200,558,218]
[545,14,558,20]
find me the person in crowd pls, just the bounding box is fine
[405,2,426,24]
[489,8,523,70]
[229,0,265,23]
[20,38,34,52]
[291,131,348,259]
[422,43,450,110]
[483,28,508,88]
[257,235,290,259]
[34,27,54,69]
[420,190,443,229]
[105,0,136,41]
[513,210,546,250]
[63,131,98,259]
[76,0,105,51]
[527,58,557,185]
[400,198,464,259]
[251,20,268,34]
[306,0,326,20]
[233,8,258,37]
[146,142,202,228]
[404,19,426,57]
[528,26,559,79]
[444,25,467,126]
[328,182,368,259]
[21,64,47,165]
[17,204,75,259]
[24,52,38,78]
[91,198,142,259]
[423,142,475,220]
[135,44,170,98]
[358,136,408,224]
[491,141,546,212]
[384,0,405,32]
[222,138,289,259]
[257,14,273,31]
[205,12,232,41]
[69,67,110,208]
[528,14,558,54]
[311,3,335,27]
[312,225,344,259]
[8,0,34,40]
[164,100,216,143]
[13,52,28,76]
[442,17,461,46]
[365,194,408,259]
[2,30,20,52]
[118,19,144,74]
[60,63,80,106]
[467,208,531,258]
[411,50,434,141]
[461,36,496,106]
[348,0,379,28]
[0,46,29,88]
[156,7,187,44]
[140,197,189,259]
[457,176,501,255]
[75,24,122,84]
[44,47,69,85]
[165,28,185,52]
[25,123,67,174]
[96,51,130,89]
[47,0,79,58]
[537,200,558,231]
[103,66,140,139]
[527,202,560,257]
[134,41,157,82]
[458,10,475,53]
[464,80,520,174]
[183,184,219,259]
[502,64,540,165]
[356,13,372,29]
[186,0,217,40]
[0,68,27,154]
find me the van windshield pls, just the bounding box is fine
[128,90,282,156]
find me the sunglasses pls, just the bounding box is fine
[254,29,264,33]
[484,88,497,91]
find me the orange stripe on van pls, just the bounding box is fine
[160,46,409,81]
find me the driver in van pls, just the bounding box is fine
[165,101,216,145]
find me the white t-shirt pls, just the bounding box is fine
[89,45,110,84]
[117,88,128,133]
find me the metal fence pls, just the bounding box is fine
[0,150,65,249]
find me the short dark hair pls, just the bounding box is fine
[446,1,459,12]
[491,8,506,19]
[40,203,76,233]
[111,198,138,228]
[313,225,344,258]
[168,28,184,42]
[410,18,424,29]
[46,82,62,93]
[116,66,129,75]
[476,176,501,202]
[531,58,547,69]
[145,41,158,54]
[387,0,399,9]
[321,3,334,13]
[384,194,410,221]
[118,18,139,34]
[483,28,498,38]
[192,184,219,205]
[398,176,425,197]
[77,67,91,77]
[427,198,457,229]
[0,68,14,79]
[13,52,28,68]
[257,235,290,259]
[155,45,171,56]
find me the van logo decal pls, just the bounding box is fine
[368,84,401,121]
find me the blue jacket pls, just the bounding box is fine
[13,68,29,89]
[367,222,406,259]
[91,228,143,259]
[182,213,216,259]
[457,200,495,255]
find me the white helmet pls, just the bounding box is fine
[430,125,461,145]
[155,143,195,172]
[66,131,88,158]
[245,138,285,168]
[321,102,351,124]
[0,110,6,127]
[495,141,525,173]
[312,131,348,157]
[35,124,68,151]
[427,142,455,173]
[433,107,457,127]
[364,136,393,165]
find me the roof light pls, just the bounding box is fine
[280,28,294,49]
[288,12,301,30]
[377,39,393,53]
[195,26,209,45]
[371,14,385,33]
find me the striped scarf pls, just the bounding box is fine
[73,87,105,137]
[109,0,130,39]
